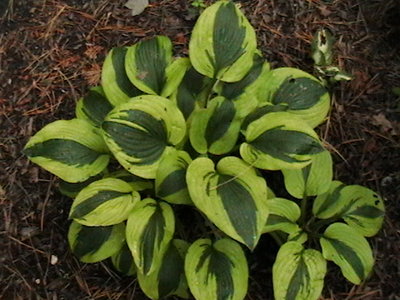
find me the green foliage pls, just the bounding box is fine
[311,28,353,85]
[191,0,206,9]
[24,1,384,299]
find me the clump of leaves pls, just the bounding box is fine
[311,28,352,85]
[24,1,384,299]
[191,0,206,9]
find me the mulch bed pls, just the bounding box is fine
[1,0,399,299]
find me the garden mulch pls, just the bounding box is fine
[0,0,399,299]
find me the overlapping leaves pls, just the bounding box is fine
[313,182,385,237]
[23,1,384,300]
[282,150,333,199]
[155,150,192,205]
[263,198,301,234]
[102,46,142,106]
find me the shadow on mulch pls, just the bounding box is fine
[0,0,399,299]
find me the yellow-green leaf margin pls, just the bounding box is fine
[138,239,190,299]
[273,241,326,300]
[155,150,193,205]
[101,46,142,106]
[258,67,330,128]
[263,198,301,234]
[189,1,257,82]
[111,243,136,276]
[320,223,374,284]
[185,238,248,300]
[126,198,175,275]
[282,150,333,199]
[186,157,268,249]
[125,36,189,97]
[69,178,140,226]
[68,221,125,263]
[313,183,385,237]
[24,119,109,183]
[189,97,241,155]
[75,86,114,127]
[240,112,324,170]
[101,95,186,179]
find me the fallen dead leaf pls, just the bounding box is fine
[372,112,399,135]
[125,0,149,16]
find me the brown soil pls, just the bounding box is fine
[1,0,399,299]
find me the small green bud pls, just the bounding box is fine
[311,29,335,66]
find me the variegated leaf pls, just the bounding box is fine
[217,54,270,118]
[24,119,110,183]
[240,112,324,170]
[126,198,175,275]
[189,1,257,82]
[75,86,113,127]
[312,180,345,219]
[273,242,326,300]
[68,221,125,263]
[138,239,190,299]
[106,169,153,191]
[155,150,192,205]
[101,47,142,106]
[311,29,334,66]
[125,36,188,97]
[320,223,374,284]
[101,95,186,179]
[241,103,287,132]
[288,230,308,244]
[282,150,333,199]
[162,57,191,98]
[189,97,241,155]
[170,65,212,119]
[313,183,384,237]
[338,185,384,237]
[185,238,248,300]
[111,243,136,276]
[69,178,140,226]
[263,198,301,234]
[125,36,171,95]
[59,173,103,198]
[258,68,330,128]
[186,157,268,249]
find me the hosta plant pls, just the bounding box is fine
[24,1,384,299]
